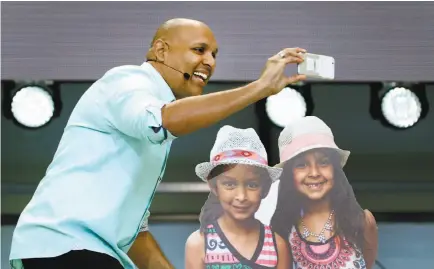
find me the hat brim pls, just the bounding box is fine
[195,159,282,183]
[274,145,351,168]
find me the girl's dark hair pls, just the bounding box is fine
[199,164,272,231]
[270,148,366,249]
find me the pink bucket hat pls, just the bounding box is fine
[275,116,350,168]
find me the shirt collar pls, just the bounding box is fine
[141,62,176,102]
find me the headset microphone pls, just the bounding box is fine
[147,59,191,80]
[182,72,191,80]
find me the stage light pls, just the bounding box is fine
[370,82,429,129]
[265,84,314,128]
[2,81,62,129]
[11,86,55,128]
[381,87,421,128]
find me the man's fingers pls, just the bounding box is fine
[292,47,307,53]
[283,56,304,64]
[278,47,307,59]
[281,47,307,55]
[286,74,307,85]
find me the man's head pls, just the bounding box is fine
[147,18,218,99]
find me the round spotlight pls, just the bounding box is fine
[381,87,422,129]
[266,87,307,128]
[11,86,55,128]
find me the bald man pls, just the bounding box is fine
[9,18,306,269]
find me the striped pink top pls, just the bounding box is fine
[204,222,278,269]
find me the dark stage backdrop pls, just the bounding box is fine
[2,82,434,215]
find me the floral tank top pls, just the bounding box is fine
[204,222,278,269]
[289,226,366,269]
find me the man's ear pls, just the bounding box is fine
[152,39,168,62]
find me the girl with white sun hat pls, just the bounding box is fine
[185,125,291,269]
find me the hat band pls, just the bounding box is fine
[212,149,268,165]
[280,133,338,162]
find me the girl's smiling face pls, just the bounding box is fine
[212,164,266,221]
[291,149,335,201]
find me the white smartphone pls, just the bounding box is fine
[297,53,335,80]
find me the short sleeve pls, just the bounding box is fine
[101,69,177,144]
[138,210,151,233]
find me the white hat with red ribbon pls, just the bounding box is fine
[195,125,282,182]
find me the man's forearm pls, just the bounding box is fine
[162,80,268,136]
[128,231,174,269]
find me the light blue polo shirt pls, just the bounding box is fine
[9,62,176,269]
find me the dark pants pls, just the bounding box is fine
[21,250,124,269]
